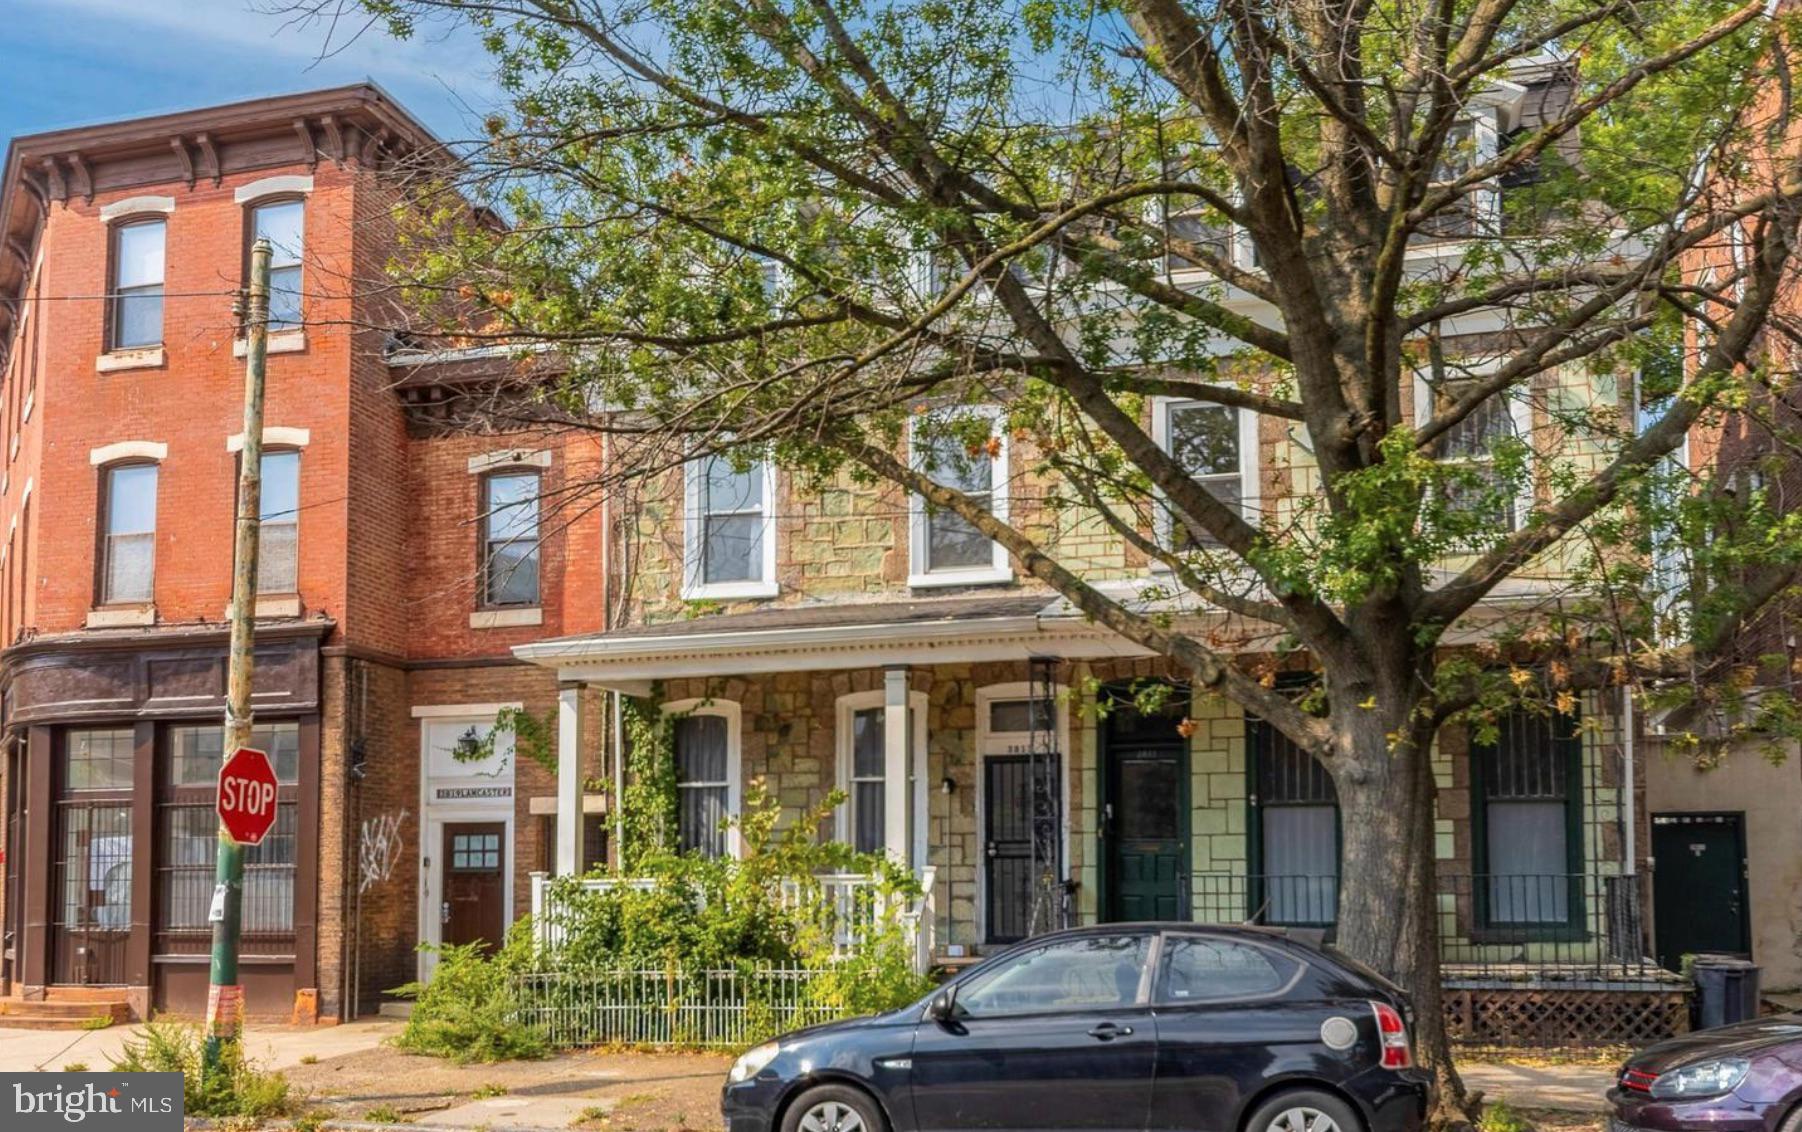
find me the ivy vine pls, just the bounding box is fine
[620,692,678,870]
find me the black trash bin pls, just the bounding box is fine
[1692,954,1761,1029]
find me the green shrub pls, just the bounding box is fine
[389,781,934,1059]
[109,1023,292,1119]
[389,929,549,1063]
[1479,1101,1534,1132]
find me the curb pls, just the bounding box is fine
[188,1121,580,1132]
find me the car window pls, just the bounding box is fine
[1156,935,1292,1003]
[955,935,1149,1018]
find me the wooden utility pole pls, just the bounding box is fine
[204,237,271,1078]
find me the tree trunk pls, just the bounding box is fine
[1331,709,1478,1130]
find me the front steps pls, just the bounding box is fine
[0,988,133,1030]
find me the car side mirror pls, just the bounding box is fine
[924,988,956,1023]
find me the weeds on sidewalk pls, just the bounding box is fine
[109,1023,293,1119]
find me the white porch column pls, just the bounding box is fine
[883,667,913,868]
[555,684,583,875]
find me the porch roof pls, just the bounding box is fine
[513,593,1164,691]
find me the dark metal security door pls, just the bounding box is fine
[984,754,1063,944]
[1652,813,1749,971]
[443,823,506,954]
[51,730,135,985]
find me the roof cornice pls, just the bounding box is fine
[0,83,443,375]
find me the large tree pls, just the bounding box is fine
[315,0,1802,1113]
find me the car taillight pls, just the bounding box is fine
[1371,1001,1411,1069]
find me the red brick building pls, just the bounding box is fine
[0,86,610,1024]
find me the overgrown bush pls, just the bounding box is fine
[542,783,916,971]
[110,1023,292,1119]
[390,928,550,1063]
[388,781,934,1058]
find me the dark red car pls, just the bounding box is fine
[1610,1018,1802,1132]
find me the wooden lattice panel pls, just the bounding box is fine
[1445,987,1689,1048]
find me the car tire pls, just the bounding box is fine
[1243,1088,1366,1132]
[781,1083,887,1132]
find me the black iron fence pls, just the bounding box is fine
[1192,871,1662,979]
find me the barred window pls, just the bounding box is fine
[1475,708,1581,928]
[1252,718,1338,927]
[156,721,301,956]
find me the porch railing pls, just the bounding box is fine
[529,867,937,971]
[1192,871,1668,980]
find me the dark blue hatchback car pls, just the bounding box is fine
[722,923,1432,1132]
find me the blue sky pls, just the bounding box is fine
[1,0,502,146]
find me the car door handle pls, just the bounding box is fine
[1088,1023,1132,1040]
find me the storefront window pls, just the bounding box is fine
[156,720,301,955]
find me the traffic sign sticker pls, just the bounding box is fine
[216,747,279,845]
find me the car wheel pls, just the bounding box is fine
[1244,1089,1365,1132]
[781,1084,886,1132]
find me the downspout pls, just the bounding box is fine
[1622,686,1637,875]
[602,430,626,868]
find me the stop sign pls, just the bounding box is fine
[217,747,280,845]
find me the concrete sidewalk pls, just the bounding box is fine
[0,1018,401,1073]
[1463,1062,1618,1113]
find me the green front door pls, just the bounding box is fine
[1105,744,1188,921]
[1652,812,1750,970]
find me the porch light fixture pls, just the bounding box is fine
[941,776,956,795]
[453,726,484,761]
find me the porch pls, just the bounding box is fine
[514,596,1686,1044]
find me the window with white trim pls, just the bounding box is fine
[909,410,1009,585]
[674,714,731,857]
[847,707,886,854]
[684,454,776,598]
[667,701,742,858]
[1153,399,1253,549]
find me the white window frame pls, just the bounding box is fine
[664,698,744,859]
[1412,366,1535,533]
[908,406,1011,588]
[1148,397,1261,554]
[834,689,929,863]
[682,453,779,600]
